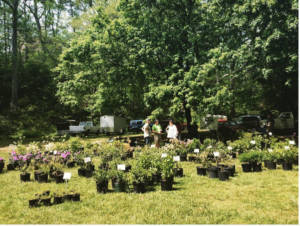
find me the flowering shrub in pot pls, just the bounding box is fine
[94,169,110,193]
[160,155,174,191]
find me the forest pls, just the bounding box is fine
[0,0,298,138]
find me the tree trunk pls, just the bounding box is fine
[184,103,197,139]
[11,0,19,110]
[230,63,236,119]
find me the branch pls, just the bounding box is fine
[2,0,13,9]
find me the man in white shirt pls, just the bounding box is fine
[142,118,152,145]
[166,120,178,142]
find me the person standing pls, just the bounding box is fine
[142,118,152,145]
[152,120,162,148]
[166,120,178,142]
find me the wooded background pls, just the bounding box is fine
[0,0,298,137]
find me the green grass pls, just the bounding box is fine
[0,144,298,224]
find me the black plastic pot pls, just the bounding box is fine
[54,196,63,205]
[115,181,126,192]
[20,173,30,182]
[230,152,237,159]
[219,170,229,181]
[152,173,162,183]
[54,174,64,183]
[78,168,86,177]
[253,163,262,172]
[196,167,206,176]
[282,162,293,171]
[7,164,15,171]
[38,173,48,183]
[208,168,218,178]
[180,155,187,161]
[189,156,196,162]
[241,163,252,173]
[96,181,109,193]
[29,199,39,208]
[161,178,173,191]
[67,161,75,168]
[85,169,93,178]
[41,198,51,206]
[0,162,4,169]
[63,194,73,201]
[72,194,80,202]
[264,160,268,168]
[266,161,276,170]
[173,168,183,177]
[294,156,298,165]
[224,167,235,177]
[0,167,3,174]
[133,182,146,193]
[34,172,43,181]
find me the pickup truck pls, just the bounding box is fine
[69,121,100,136]
[261,112,296,132]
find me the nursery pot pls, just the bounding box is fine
[78,168,86,177]
[208,168,219,178]
[67,161,75,168]
[54,174,64,184]
[0,167,3,174]
[41,198,51,206]
[282,162,293,171]
[63,194,73,201]
[196,167,207,176]
[72,194,80,202]
[49,169,55,178]
[180,155,187,161]
[29,199,39,208]
[96,181,109,193]
[241,163,252,173]
[144,177,154,186]
[219,170,229,181]
[133,182,146,193]
[252,163,262,172]
[224,167,235,177]
[54,196,63,205]
[34,172,43,181]
[0,162,4,169]
[230,152,237,159]
[160,177,173,191]
[189,156,196,162]
[266,161,276,170]
[114,181,126,192]
[38,173,48,183]
[20,173,30,182]
[85,169,93,178]
[294,156,298,165]
[152,173,162,183]
[7,163,15,171]
[173,168,183,177]
[264,160,268,168]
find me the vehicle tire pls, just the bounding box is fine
[96,130,100,135]
[85,130,90,136]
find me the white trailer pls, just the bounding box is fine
[100,115,127,135]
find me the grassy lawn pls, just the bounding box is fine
[0,138,298,224]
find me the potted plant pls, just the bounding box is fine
[29,196,39,208]
[109,169,126,192]
[196,151,209,176]
[187,138,201,161]
[52,163,64,183]
[151,154,163,183]
[20,165,31,182]
[239,152,254,172]
[130,164,151,193]
[94,169,110,193]
[281,147,297,171]
[173,161,183,177]
[263,150,278,170]
[37,164,50,183]
[53,190,64,205]
[160,155,174,191]
[0,157,5,171]
[40,194,51,206]
[69,189,80,202]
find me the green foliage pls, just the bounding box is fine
[94,169,110,183]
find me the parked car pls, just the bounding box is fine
[128,120,153,134]
[235,115,266,129]
[218,121,246,135]
[260,112,295,131]
[69,121,100,136]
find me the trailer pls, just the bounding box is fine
[100,116,127,135]
[56,120,76,136]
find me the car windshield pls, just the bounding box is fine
[79,122,91,126]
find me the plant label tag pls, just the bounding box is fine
[207,145,212,149]
[227,146,232,150]
[194,149,199,153]
[289,141,295,145]
[173,156,180,161]
[161,153,167,158]
[250,140,256,144]
[151,145,155,148]
[63,173,71,180]
[213,152,219,157]
[268,149,273,153]
[54,150,57,155]
[284,146,290,150]
[84,157,91,163]
[117,164,126,171]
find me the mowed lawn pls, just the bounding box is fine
[0,136,298,224]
